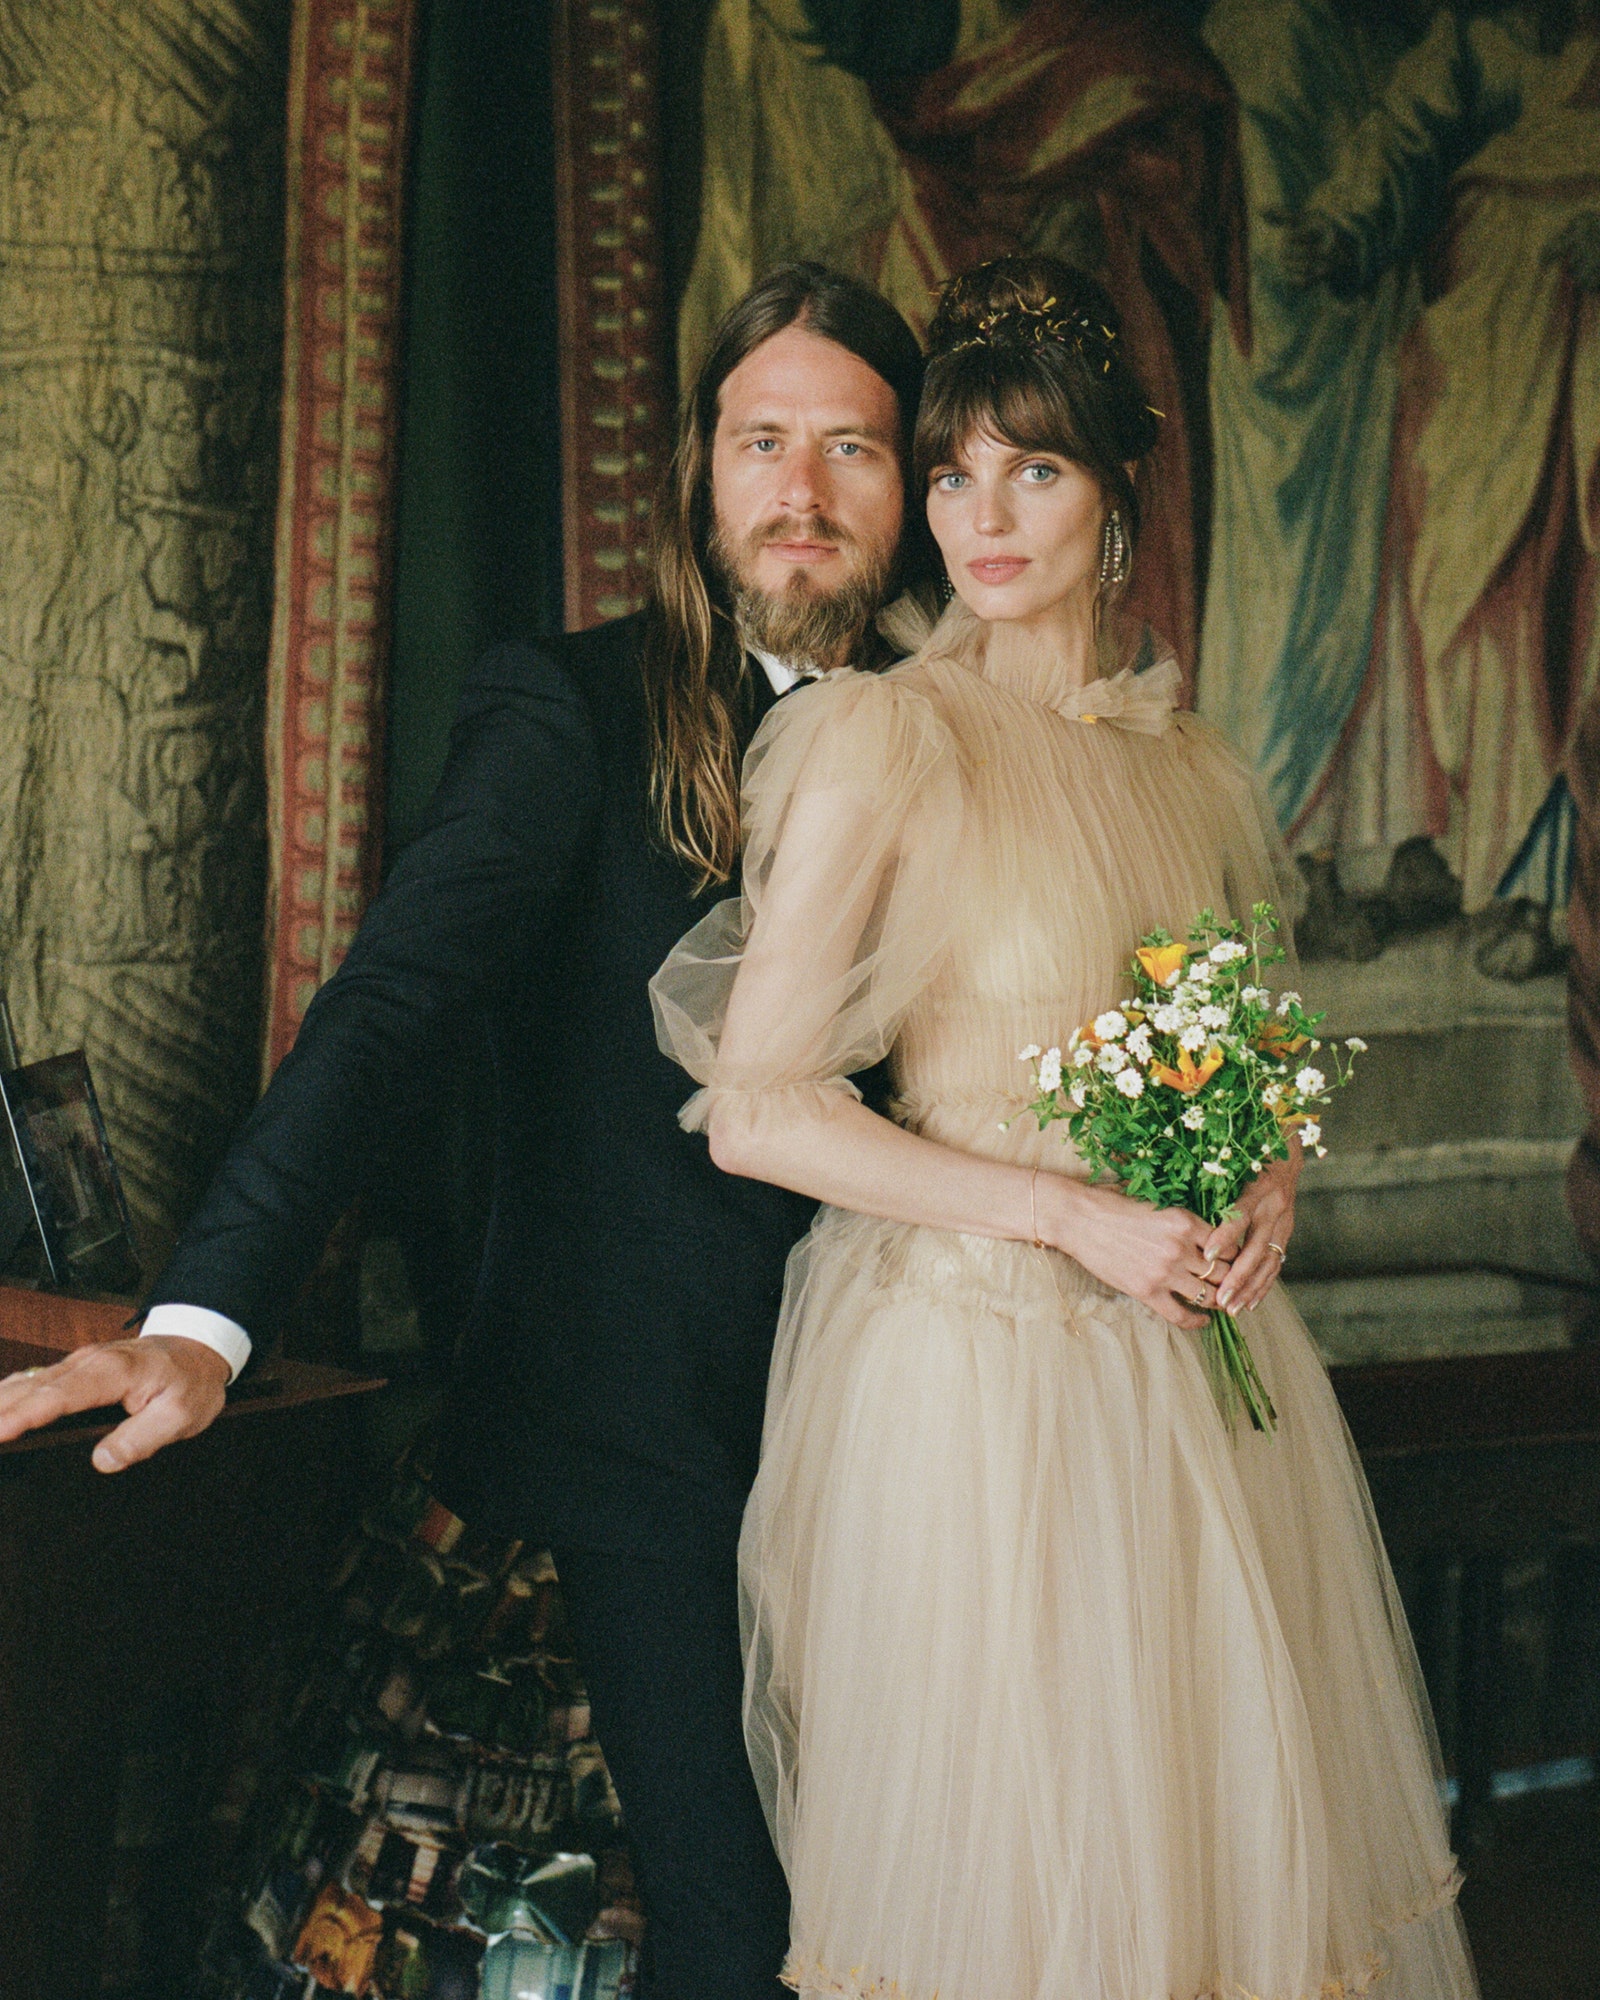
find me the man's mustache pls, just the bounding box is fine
[749,514,857,552]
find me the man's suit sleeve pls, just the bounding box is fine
[146,642,600,1342]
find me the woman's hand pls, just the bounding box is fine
[1041,1177,1230,1331]
[1204,1145,1302,1315]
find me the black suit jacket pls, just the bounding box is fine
[151,614,820,1553]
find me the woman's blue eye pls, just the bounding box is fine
[933,471,968,491]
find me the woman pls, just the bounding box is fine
[651,256,1476,2000]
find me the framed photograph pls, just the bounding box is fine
[0,1052,140,1293]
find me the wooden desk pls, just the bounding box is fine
[1331,1342,1600,1856]
[0,1285,383,2000]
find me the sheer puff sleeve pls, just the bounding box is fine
[650,668,963,1134]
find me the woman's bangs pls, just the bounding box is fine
[917,353,1091,481]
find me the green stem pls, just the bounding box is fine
[1204,1309,1278,1436]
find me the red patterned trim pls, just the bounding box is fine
[262,0,420,1080]
[552,0,668,633]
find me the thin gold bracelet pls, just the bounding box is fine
[1029,1166,1048,1250]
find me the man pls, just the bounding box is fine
[0,263,926,1999]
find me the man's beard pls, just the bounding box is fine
[709,513,896,668]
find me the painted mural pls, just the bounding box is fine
[678,0,1600,979]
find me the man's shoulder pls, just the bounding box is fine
[470,613,648,723]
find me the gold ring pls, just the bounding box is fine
[1267,1242,1287,1260]
[1187,1290,1208,1310]
[1202,1256,1219,1281]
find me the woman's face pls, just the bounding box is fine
[925,430,1104,625]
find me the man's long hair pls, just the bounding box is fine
[641,263,926,892]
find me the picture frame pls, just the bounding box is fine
[0,1052,140,1294]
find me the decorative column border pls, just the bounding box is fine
[261,0,420,1080]
[552,0,669,632]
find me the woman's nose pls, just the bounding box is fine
[973,485,1012,535]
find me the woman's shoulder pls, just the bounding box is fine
[750,662,953,770]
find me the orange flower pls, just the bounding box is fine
[1151,1042,1225,1093]
[1136,941,1188,987]
[1256,1021,1308,1057]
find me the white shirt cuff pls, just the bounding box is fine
[139,1303,252,1385]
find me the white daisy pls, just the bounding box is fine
[1115,1068,1145,1099]
[1298,1119,1321,1146]
[1345,1036,1368,1052]
[1179,1024,1207,1052]
[1197,1005,1228,1031]
[1275,990,1302,1016]
[1097,1044,1129,1074]
[1018,1043,1041,1063]
[1126,1025,1154,1061]
[1093,1010,1128,1041]
[1037,1048,1062,1094]
[1294,1066,1326,1095]
[1181,1105,1206,1130]
[1151,1004,1184,1034]
[1072,1045,1096,1069]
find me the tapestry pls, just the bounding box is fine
[261,0,421,1081]
[552,0,670,632]
[678,0,1600,969]
[0,1,289,1255]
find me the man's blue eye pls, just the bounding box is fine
[1022,463,1057,482]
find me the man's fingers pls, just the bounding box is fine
[0,1348,133,1441]
[92,1392,198,1473]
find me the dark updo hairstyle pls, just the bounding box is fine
[915,255,1160,581]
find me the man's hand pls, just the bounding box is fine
[1204,1147,1302,1315]
[1264,207,1363,294]
[0,1335,230,1472]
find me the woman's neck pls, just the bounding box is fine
[978,579,1099,694]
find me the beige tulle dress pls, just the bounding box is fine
[649,601,1477,2000]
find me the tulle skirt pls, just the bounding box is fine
[739,1209,1479,2000]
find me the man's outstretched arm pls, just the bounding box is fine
[0,642,600,1469]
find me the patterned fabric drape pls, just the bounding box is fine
[552,0,669,632]
[261,0,420,1080]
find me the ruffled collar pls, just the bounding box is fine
[877,593,1180,734]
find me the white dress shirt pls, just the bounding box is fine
[141,647,810,1383]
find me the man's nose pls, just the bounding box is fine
[776,444,829,514]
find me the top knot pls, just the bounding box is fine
[928,262,1122,373]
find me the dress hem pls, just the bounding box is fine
[778,1864,1465,2000]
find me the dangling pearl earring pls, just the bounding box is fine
[1099,510,1128,587]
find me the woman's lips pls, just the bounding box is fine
[967,557,1030,583]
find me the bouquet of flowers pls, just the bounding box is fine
[1018,903,1363,1434]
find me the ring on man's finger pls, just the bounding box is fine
[1187,1290,1209,1311]
[1267,1241,1287,1260]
